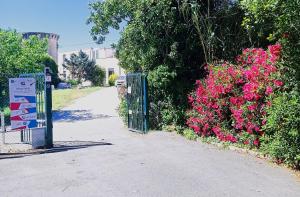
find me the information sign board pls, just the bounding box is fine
[9,78,37,130]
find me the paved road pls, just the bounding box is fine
[0,87,300,197]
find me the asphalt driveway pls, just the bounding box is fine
[0,87,299,197]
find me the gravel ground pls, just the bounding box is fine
[0,87,299,197]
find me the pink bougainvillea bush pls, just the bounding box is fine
[187,44,283,146]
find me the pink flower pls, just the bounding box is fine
[230,97,238,105]
[268,44,282,58]
[265,86,273,95]
[212,126,221,135]
[247,104,256,111]
[274,80,283,87]
[187,44,282,144]
[244,70,252,80]
[188,95,194,103]
[212,103,219,109]
[226,135,237,143]
[253,138,260,146]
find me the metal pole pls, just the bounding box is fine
[143,75,149,133]
[1,112,5,144]
[45,67,53,148]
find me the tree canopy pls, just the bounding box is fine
[0,30,48,109]
[241,0,300,85]
[63,50,105,86]
[88,0,253,128]
[39,56,60,87]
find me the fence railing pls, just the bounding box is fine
[0,69,52,147]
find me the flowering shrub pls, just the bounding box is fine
[187,44,283,146]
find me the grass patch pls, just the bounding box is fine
[52,87,101,110]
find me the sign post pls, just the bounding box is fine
[45,67,53,148]
[0,112,5,144]
[9,78,37,130]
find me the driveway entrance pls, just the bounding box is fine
[0,87,300,197]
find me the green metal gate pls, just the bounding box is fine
[126,73,149,133]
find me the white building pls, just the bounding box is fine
[58,48,125,85]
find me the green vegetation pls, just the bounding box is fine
[40,56,60,88]
[88,0,252,129]
[241,0,300,86]
[63,50,105,86]
[0,30,48,110]
[261,92,300,168]
[52,87,101,110]
[86,66,105,86]
[89,0,300,169]
[108,73,118,86]
[240,0,300,169]
[118,97,128,124]
[2,107,10,125]
[66,79,80,86]
[182,128,198,141]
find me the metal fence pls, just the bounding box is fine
[19,73,46,143]
[126,73,149,133]
[0,72,46,145]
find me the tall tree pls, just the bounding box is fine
[63,50,90,82]
[241,0,300,86]
[63,51,105,85]
[0,30,48,110]
[88,0,251,128]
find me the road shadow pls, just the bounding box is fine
[0,140,113,160]
[53,110,115,122]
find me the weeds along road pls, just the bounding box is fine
[0,87,299,197]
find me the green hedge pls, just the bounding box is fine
[262,92,300,168]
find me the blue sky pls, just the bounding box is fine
[0,0,122,52]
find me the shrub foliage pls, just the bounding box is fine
[108,74,118,86]
[88,0,253,129]
[261,93,300,168]
[187,44,283,146]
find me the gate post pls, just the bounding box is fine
[0,112,5,144]
[143,75,149,132]
[45,67,53,148]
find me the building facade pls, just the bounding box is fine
[22,32,60,63]
[58,48,125,85]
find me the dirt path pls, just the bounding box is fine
[0,87,299,197]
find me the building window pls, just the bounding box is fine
[63,54,66,62]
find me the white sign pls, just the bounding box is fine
[128,86,132,94]
[9,78,37,130]
[46,75,52,82]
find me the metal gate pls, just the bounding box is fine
[19,73,46,144]
[126,73,149,133]
[0,68,53,148]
